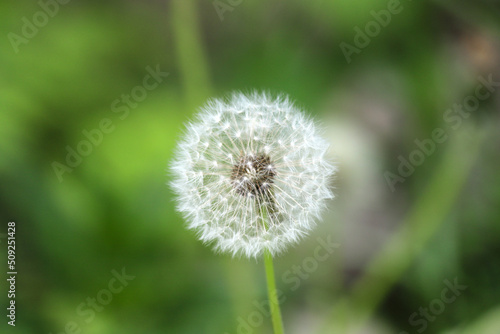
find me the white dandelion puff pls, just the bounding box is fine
[170,92,336,258]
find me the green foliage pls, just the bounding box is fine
[1,0,499,333]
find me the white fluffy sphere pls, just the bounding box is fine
[170,92,336,258]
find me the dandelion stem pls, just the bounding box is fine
[264,250,284,334]
[260,198,284,333]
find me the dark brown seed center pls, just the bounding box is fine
[231,153,276,197]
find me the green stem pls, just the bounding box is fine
[264,250,284,334]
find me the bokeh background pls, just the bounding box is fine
[1,0,500,333]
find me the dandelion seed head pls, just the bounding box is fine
[170,92,336,258]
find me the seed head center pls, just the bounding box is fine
[231,153,276,197]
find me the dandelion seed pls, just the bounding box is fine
[170,92,336,258]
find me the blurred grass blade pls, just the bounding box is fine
[321,124,489,333]
[171,0,212,109]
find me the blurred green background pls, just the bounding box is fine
[1,0,500,333]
